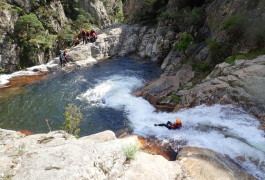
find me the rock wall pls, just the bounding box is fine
[178,55,265,128]
[35,1,68,33]
[78,0,123,28]
[66,24,176,64]
[0,2,20,72]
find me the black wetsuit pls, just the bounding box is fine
[155,121,182,130]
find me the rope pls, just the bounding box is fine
[62,58,89,82]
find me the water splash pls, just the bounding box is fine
[79,74,265,179]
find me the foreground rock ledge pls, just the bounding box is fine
[0,129,184,180]
[0,129,255,180]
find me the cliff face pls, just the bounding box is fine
[0,2,20,73]
[0,1,68,73]
[121,0,265,124]
[0,0,123,73]
[78,0,123,28]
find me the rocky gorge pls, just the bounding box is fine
[0,0,265,179]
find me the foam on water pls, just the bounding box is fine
[0,70,38,85]
[79,74,265,179]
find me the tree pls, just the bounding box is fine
[61,103,83,137]
[15,13,45,39]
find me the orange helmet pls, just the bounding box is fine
[176,119,182,123]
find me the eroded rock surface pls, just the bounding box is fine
[0,129,187,180]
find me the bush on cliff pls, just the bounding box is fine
[14,13,56,68]
[206,39,230,65]
[61,103,83,137]
[123,144,139,161]
[174,32,194,58]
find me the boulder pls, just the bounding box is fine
[178,147,255,180]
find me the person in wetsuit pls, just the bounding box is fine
[154,119,182,130]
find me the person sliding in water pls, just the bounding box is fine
[154,119,182,130]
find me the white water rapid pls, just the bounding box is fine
[78,74,265,179]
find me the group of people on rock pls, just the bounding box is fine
[73,28,98,46]
[58,28,98,67]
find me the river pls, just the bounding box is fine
[0,55,264,179]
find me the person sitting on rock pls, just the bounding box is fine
[90,29,98,42]
[73,38,80,46]
[154,119,182,130]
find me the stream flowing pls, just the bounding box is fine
[0,55,264,179]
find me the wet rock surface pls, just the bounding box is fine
[177,147,256,180]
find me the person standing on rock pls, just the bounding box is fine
[86,30,91,44]
[154,119,182,130]
[63,49,68,64]
[59,50,64,67]
[81,28,86,44]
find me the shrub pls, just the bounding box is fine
[224,14,244,33]
[174,32,194,58]
[14,13,57,68]
[206,39,230,65]
[15,13,45,38]
[192,61,211,74]
[224,56,235,65]
[61,103,83,137]
[180,7,203,27]
[225,48,265,64]
[57,25,75,47]
[123,144,139,160]
[170,92,180,104]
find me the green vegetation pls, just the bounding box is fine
[123,144,139,160]
[61,103,83,137]
[113,0,124,22]
[0,1,23,14]
[223,14,244,33]
[170,92,180,104]
[35,6,61,33]
[158,7,203,27]
[192,61,211,75]
[134,0,168,23]
[206,39,230,65]
[223,14,265,50]
[225,48,265,65]
[74,9,94,30]
[145,0,159,7]
[174,32,194,58]
[191,60,212,85]
[14,13,57,68]
[57,25,75,47]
